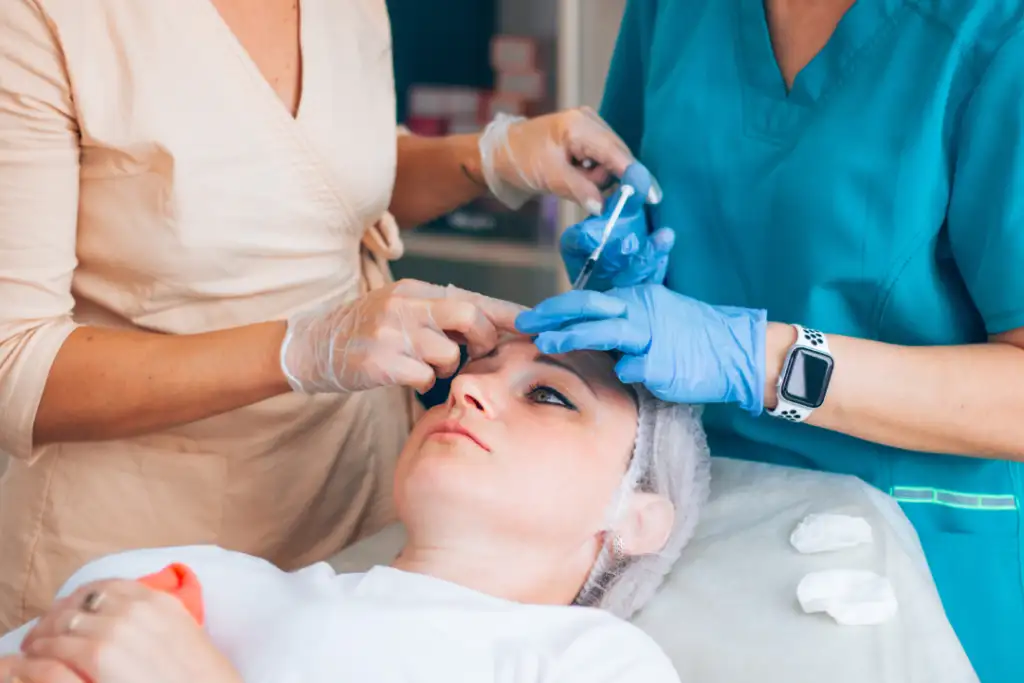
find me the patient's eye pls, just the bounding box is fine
[527,384,577,410]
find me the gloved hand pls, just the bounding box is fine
[478,109,661,214]
[560,162,676,290]
[515,285,768,415]
[281,279,525,395]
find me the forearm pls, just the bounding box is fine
[764,323,1024,460]
[34,322,291,444]
[389,133,488,228]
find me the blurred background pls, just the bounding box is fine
[387,0,627,306]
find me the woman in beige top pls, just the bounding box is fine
[0,0,646,628]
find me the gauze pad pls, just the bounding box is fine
[797,569,898,626]
[790,513,873,554]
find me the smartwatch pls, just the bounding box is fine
[767,324,834,423]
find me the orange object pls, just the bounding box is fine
[137,564,205,625]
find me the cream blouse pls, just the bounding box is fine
[0,0,416,628]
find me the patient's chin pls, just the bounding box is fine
[396,437,482,502]
[397,443,508,506]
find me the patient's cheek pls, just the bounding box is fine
[594,407,639,460]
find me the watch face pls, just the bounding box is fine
[781,347,834,409]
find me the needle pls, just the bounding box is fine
[572,185,636,290]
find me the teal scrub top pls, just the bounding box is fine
[602,1,1024,680]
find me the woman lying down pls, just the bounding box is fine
[0,337,710,683]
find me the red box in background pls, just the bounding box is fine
[489,34,552,114]
[407,86,447,118]
[405,116,449,137]
[407,85,488,134]
[405,34,553,136]
[447,117,483,135]
[480,91,528,121]
[444,87,485,120]
[494,70,546,102]
[408,86,485,116]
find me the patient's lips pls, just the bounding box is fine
[425,419,491,452]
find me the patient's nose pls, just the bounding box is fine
[447,373,495,416]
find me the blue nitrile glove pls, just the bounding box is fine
[515,285,768,415]
[560,162,676,290]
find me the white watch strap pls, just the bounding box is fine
[768,325,830,423]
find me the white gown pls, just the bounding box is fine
[0,546,681,683]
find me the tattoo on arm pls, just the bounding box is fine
[461,164,488,189]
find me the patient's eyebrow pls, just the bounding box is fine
[533,354,596,396]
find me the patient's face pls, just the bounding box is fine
[395,337,638,552]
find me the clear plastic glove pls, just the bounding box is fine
[561,162,676,290]
[281,279,525,395]
[478,109,661,214]
[515,285,767,415]
[13,580,241,683]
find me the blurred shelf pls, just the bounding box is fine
[402,232,561,270]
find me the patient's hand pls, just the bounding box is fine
[11,579,240,683]
[1,653,84,683]
[0,654,18,678]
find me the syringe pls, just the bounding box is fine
[571,185,636,290]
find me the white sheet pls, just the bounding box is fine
[329,457,979,683]
[2,549,680,683]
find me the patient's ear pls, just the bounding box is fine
[615,492,675,557]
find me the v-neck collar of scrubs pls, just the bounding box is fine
[736,0,905,108]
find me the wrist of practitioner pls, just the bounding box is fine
[459,133,487,189]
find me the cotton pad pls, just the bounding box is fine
[790,513,873,554]
[797,569,898,626]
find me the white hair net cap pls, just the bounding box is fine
[574,387,712,620]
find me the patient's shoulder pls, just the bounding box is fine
[553,611,681,683]
[60,546,343,653]
[0,548,306,659]
[57,545,284,598]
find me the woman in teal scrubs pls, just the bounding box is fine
[516,1,1024,680]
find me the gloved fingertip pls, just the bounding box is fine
[647,177,663,205]
[652,227,676,252]
[514,311,542,334]
[620,162,653,211]
[615,356,646,385]
[585,198,603,216]
[620,233,640,255]
[538,331,590,355]
[532,333,561,355]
